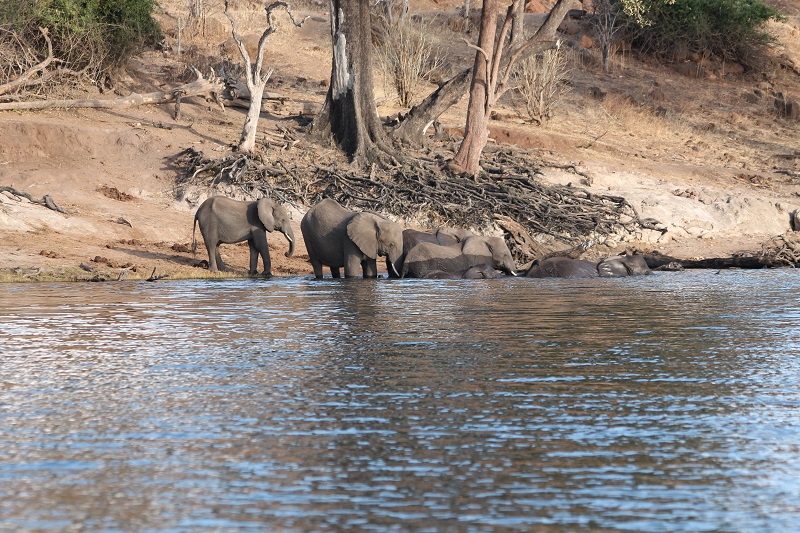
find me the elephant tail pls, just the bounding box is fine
[191,216,198,256]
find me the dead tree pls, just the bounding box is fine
[310,0,395,165]
[0,27,59,97]
[224,0,306,153]
[392,0,571,149]
[0,67,223,111]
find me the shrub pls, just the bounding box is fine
[619,0,781,66]
[374,12,442,108]
[512,48,573,125]
[0,0,161,79]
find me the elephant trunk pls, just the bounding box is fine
[282,225,295,257]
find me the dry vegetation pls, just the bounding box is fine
[1,0,799,281]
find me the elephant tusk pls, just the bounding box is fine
[390,262,400,278]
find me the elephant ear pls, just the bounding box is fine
[347,213,378,259]
[256,198,275,231]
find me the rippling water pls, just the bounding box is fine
[1,271,799,532]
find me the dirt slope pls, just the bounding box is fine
[1,1,799,281]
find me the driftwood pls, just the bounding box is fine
[0,186,76,214]
[0,67,223,111]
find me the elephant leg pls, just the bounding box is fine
[248,239,259,275]
[214,247,228,272]
[362,259,378,278]
[330,267,341,278]
[344,253,363,278]
[207,242,226,272]
[206,243,219,272]
[251,233,272,277]
[305,241,325,279]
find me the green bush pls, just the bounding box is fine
[0,0,161,77]
[620,0,782,66]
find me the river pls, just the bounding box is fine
[1,270,799,531]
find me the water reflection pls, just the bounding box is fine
[1,271,799,531]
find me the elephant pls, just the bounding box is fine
[192,196,295,276]
[387,227,475,277]
[301,198,404,279]
[523,255,652,278]
[422,264,502,279]
[401,235,517,278]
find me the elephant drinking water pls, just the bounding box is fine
[301,198,404,279]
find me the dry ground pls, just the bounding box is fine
[1,0,799,281]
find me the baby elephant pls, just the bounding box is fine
[524,255,652,278]
[192,196,295,276]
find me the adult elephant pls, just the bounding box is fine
[401,236,517,278]
[301,198,404,278]
[192,196,295,276]
[387,227,475,277]
[524,255,652,278]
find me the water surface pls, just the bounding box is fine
[1,271,799,531]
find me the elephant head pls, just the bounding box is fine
[461,236,517,276]
[257,198,295,257]
[347,212,404,277]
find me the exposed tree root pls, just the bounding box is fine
[0,186,76,214]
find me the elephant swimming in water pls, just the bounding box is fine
[386,227,474,277]
[192,196,295,276]
[402,236,517,278]
[301,198,404,279]
[524,255,652,278]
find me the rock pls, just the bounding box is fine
[743,91,760,104]
[774,93,800,119]
[580,34,594,49]
[558,19,581,36]
[525,0,547,13]
[675,62,702,78]
[588,86,607,100]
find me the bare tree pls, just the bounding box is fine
[224,0,306,153]
[392,0,571,149]
[591,0,623,73]
[310,0,394,164]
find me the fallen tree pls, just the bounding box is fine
[0,67,223,111]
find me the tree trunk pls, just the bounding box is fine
[238,77,269,152]
[391,67,471,147]
[511,0,525,45]
[447,0,499,175]
[391,0,571,149]
[310,0,393,165]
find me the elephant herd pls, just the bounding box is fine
[192,196,653,280]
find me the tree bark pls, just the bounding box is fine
[310,0,394,165]
[447,0,500,175]
[391,0,571,149]
[511,0,525,45]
